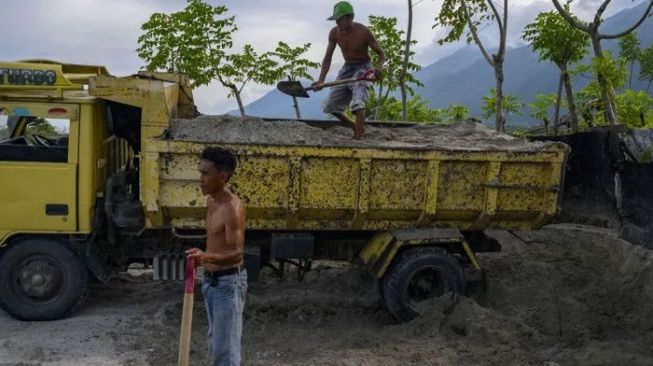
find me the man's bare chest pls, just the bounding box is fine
[336,32,366,50]
[206,208,226,235]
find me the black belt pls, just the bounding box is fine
[204,265,244,282]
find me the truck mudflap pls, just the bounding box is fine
[84,240,112,283]
[358,228,481,278]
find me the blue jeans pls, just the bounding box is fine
[201,269,248,366]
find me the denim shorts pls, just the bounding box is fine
[322,61,372,114]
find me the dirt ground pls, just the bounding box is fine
[2,224,653,366]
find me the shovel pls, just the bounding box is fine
[178,256,196,366]
[277,68,377,98]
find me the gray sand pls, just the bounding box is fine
[166,114,557,151]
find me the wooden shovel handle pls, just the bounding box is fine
[178,256,196,366]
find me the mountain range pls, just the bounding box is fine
[239,2,653,126]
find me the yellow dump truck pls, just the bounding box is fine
[0,60,568,322]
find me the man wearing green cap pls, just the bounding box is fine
[312,1,385,140]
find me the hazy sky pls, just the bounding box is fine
[0,0,644,114]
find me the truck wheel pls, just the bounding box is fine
[381,247,465,323]
[0,238,89,321]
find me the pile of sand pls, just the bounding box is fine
[122,225,653,366]
[166,114,558,152]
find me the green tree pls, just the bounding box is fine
[528,93,558,134]
[639,44,653,92]
[417,103,470,124]
[481,88,523,126]
[271,42,320,119]
[618,32,641,89]
[448,104,469,121]
[615,89,653,128]
[434,0,509,132]
[404,96,439,122]
[365,92,402,121]
[523,8,588,132]
[364,94,460,124]
[551,0,653,126]
[218,45,280,117]
[368,16,421,121]
[576,51,628,127]
[27,118,59,139]
[137,0,236,87]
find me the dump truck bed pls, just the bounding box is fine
[141,116,568,231]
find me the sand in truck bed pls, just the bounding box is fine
[166,114,557,151]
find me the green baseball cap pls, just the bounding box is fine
[327,1,354,21]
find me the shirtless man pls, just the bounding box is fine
[313,1,385,140]
[186,147,246,366]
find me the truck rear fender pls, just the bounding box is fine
[359,228,482,278]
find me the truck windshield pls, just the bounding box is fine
[0,113,70,163]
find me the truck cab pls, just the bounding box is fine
[0,59,210,321]
[0,60,171,320]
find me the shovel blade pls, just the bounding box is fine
[277,80,310,98]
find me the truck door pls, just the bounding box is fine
[0,103,78,241]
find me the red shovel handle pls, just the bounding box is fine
[179,255,197,366]
[358,68,379,81]
[184,256,196,294]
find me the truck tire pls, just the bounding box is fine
[381,247,465,323]
[0,237,89,321]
